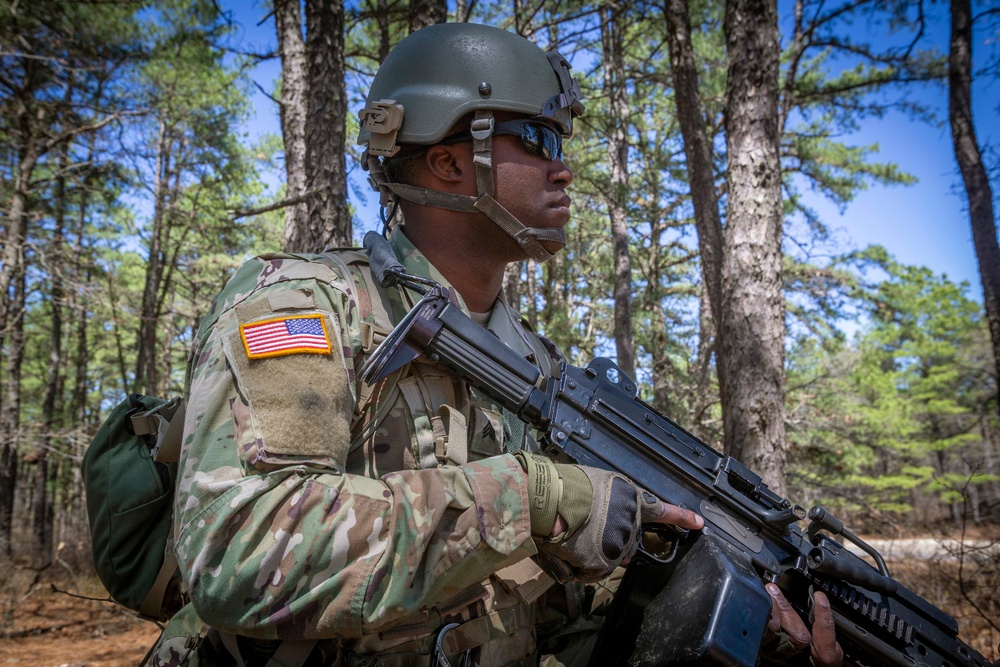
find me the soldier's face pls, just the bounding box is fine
[492,118,574,255]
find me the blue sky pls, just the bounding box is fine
[221,1,997,304]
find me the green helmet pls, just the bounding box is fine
[358,22,583,154]
[358,23,584,263]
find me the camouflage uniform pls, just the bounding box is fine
[150,227,571,667]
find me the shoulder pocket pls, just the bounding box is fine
[224,296,354,471]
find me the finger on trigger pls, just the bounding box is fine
[639,491,703,530]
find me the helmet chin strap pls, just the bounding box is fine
[368,110,566,263]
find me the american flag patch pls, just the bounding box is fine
[240,314,332,359]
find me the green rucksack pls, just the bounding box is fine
[82,393,186,621]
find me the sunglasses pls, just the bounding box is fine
[492,119,564,161]
[438,119,564,162]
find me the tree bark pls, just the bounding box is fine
[134,118,171,394]
[646,214,672,417]
[722,0,788,495]
[275,0,310,243]
[284,0,351,253]
[601,2,636,379]
[0,83,38,562]
[71,140,94,427]
[375,0,393,62]
[0,271,27,562]
[949,0,1000,419]
[663,0,728,428]
[0,144,40,337]
[409,0,447,32]
[33,142,70,566]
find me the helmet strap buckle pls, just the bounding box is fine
[470,115,495,141]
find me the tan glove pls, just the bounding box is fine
[516,452,662,582]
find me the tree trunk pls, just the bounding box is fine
[0,146,40,335]
[275,0,309,243]
[0,271,27,562]
[375,0,393,62]
[503,262,523,314]
[664,0,728,419]
[601,2,636,379]
[949,0,1000,419]
[693,283,717,440]
[0,82,35,562]
[71,136,96,426]
[663,0,724,317]
[134,119,171,394]
[647,216,672,416]
[722,0,787,495]
[525,261,538,331]
[408,0,447,32]
[284,0,351,253]
[34,143,70,566]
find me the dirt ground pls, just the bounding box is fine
[1,559,997,667]
[0,576,160,667]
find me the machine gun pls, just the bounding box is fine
[359,237,996,667]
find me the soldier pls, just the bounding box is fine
[150,23,842,667]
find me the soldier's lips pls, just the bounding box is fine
[550,196,572,216]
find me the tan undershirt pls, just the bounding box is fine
[469,309,491,327]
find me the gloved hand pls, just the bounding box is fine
[515,452,698,582]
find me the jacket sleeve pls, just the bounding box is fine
[174,269,536,641]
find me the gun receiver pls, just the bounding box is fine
[362,288,997,667]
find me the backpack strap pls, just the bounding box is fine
[128,396,186,622]
[137,550,179,622]
[129,396,186,463]
[320,248,408,456]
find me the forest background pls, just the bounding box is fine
[1,0,1000,659]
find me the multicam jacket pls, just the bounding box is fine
[151,228,572,667]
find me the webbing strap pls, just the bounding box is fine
[494,559,556,604]
[349,375,402,454]
[353,260,395,335]
[137,551,178,621]
[398,376,437,469]
[323,251,403,455]
[381,183,563,264]
[471,111,495,200]
[472,195,556,262]
[382,182,479,211]
[153,400,186,463]
[439,605,531,655]
[128,396,186,464]
[379,108,563,264]
[433,404,468,466]
[366,603,531,663]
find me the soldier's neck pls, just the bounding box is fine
[401,221,506,313]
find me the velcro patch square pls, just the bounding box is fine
[240,314,332,359]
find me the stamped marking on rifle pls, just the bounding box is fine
[701,502,764,553]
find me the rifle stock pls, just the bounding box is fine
[362,288,997,667]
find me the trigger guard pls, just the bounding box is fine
[638,525,686,564]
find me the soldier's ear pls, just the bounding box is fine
[423,144,471,186]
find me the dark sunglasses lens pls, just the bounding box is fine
[521,123,561,160]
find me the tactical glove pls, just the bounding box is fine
[515,452,662,582]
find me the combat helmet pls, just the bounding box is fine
[358,22,584,262]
